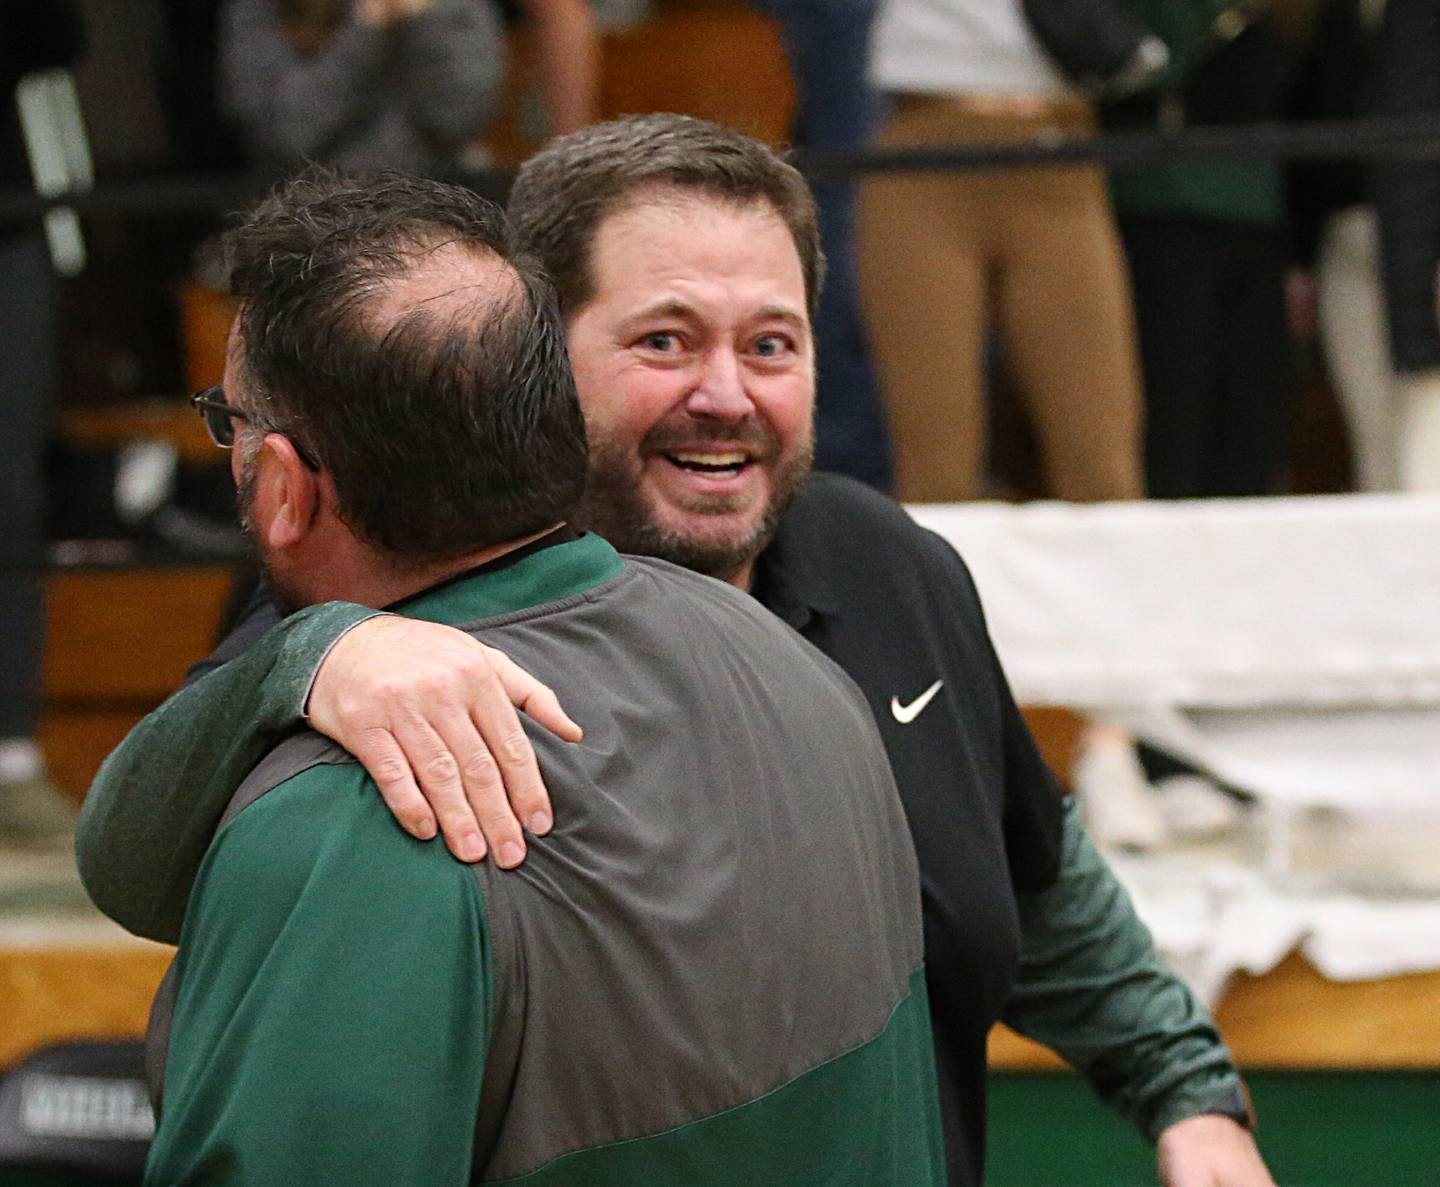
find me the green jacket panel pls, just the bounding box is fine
[144,764,491,1187]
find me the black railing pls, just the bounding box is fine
[3,115,1440,221]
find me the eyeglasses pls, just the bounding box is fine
[190,386,249,449]
[189,385,320,470]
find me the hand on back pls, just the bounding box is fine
[307,615,581,867]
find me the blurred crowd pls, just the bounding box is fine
[4,0,1440,834]
[824,0,1440,503]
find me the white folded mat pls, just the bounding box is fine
[907,494,1440,989]
[908,494,1440,809]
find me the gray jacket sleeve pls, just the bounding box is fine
[1002,796,1244,1140]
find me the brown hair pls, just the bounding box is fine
[507,113,825,319]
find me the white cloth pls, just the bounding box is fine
[1127,704,1440,811]
[870,0,1070,96]
[1317,207,1405,492]
[1111,848,1440,1005]
[1402,374,1440,492]
[908,494,1440,988]
[909,494,1440,713]
[909,496,1440,808]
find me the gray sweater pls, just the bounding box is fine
[219,0,504,175]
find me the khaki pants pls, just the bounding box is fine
[858,94,1144,502]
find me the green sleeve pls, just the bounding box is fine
[1001,796,1242,1140]
[75,601,382,943]
[144,763,491,1187]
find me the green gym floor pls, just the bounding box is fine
[9,1070,1439,1185]
[987,1071,1440,1186]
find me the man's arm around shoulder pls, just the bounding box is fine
[75,601,380,942]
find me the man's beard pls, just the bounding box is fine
[236,444,306,616]
[576,418,814,581]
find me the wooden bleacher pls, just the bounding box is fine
[990,952,1440,1071]
[491,0,794,166]
[37,564,234,801]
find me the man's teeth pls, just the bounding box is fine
[670,451,747,470]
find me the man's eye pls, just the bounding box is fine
[753,334,791,358]
[641,331,678,352]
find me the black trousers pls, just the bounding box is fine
[0,233,56,739]
[1121,215,1291,499]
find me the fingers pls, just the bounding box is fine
[484,646,583,742]
[307,618,576,870]
[349,725,438,843]
[427,700,533,869]
[464,655,555,844]
[387,711,489,864]
[400,665,550,869]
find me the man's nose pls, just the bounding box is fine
[686,348,754,420]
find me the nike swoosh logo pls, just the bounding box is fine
[891,679,944,724]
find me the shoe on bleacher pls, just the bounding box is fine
[1071,733,1169,853]
[0,745,78,851]
[1153,774,1246,842]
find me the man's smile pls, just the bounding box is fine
[667,450,749,475]
[646,448,764,503]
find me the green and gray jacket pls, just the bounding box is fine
[141,533,945,1186]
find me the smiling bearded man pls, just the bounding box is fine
[564,191,816,580]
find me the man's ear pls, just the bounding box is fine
[256,433,322,551]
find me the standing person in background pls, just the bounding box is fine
[0,0,85,847]
[856,0,1159,857]
[79,116,1275,1187]
[218,0,510,176]
[167,0,595,171]
[1365,0,1440,489]
[856,0,1146,504]
[1106,1,1303,499]
[1288,0,1393,490]
[755,0,893,490]
[514,0,598,139]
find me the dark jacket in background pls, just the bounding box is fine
[1287,0,1377,266]
[158,0,246,173]
[1103,1,1304,498]
[1105,4,1303,226]
[0,0,83,741]
[1368,0,1440,371]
